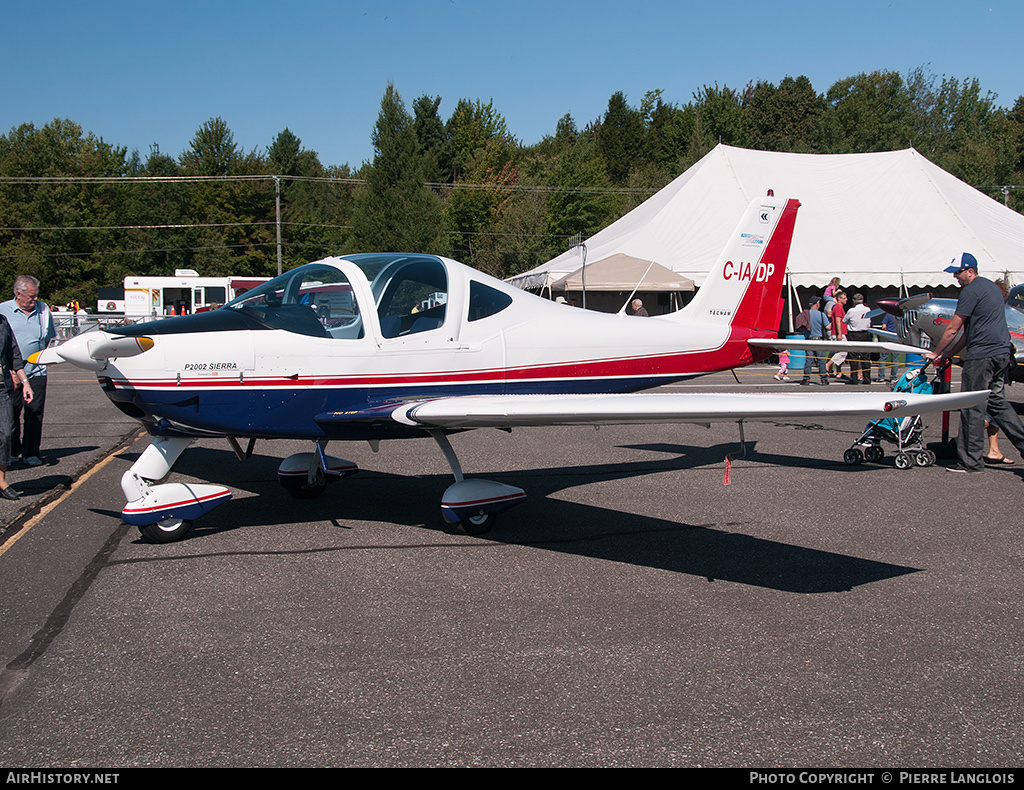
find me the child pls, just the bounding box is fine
[774,350,791,381]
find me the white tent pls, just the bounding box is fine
[549,253,694,292]
[508,144,1024,292]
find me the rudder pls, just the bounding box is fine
[671,195,800,333]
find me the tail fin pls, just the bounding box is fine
[670,195,800,333]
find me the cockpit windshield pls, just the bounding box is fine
[345,254,449,339]
[223,263,363,339]
[220,254,452,340]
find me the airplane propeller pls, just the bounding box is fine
[30,333,154,371]
[873,293,932,318]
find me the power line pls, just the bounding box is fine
[0,173,661,196]
[0,173,608,267]
[0,241,281,261]
[0,221,350,232]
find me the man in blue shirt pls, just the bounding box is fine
[0,275,57,466]
[925,253,1024,473]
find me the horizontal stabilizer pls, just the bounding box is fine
[749,338,927,356]
[391,390,989,430]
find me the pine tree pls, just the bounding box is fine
[349,84,445,253]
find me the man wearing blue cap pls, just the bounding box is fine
[924,252,1024,472]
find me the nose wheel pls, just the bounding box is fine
[139,517,195,544]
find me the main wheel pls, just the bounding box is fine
[864,446,884,463]
[138,518,195,544]
[287,466,327,499]
[286,480,327,499]
[456,511,496,536]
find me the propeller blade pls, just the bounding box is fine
[876,293,932,317]
[88,335,155,360]
[28,334,154,371]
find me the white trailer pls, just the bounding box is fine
[122,269,270,319]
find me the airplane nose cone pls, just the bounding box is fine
[51,332,109,371]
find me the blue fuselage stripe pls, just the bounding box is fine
[106,374,690,439]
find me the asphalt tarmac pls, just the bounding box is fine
[0,364,1021,768]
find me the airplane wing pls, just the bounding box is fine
[748,338,926,355]
[383,390,989,430]
[868,328,901,342]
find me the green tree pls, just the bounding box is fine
[641,90,688,173]
[413,95,445,183]
[117,145,191,278]
[686,84,748,160]
[597,91,645,184]
[823,70,913,152]
[444,138,521,274]
[349,84,445,253]
[0,119,132,304]
[440,98,513,182]
[904,70,1004,183]
[530,114,579,163]
[544,128,618,243]
[268,128,303,177]
[178,117,273,277]
[268,128,353,266]
[746,76,828,152]
[179,117,242,176]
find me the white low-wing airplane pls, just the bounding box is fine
[35,195,987,542]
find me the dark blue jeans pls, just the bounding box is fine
[803,341,826,379]
[0,388,11,467]
[958,353,1024,469]
[12,374,46,458]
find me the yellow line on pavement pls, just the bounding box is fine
[0,432,145,558]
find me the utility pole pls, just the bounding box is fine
[274,176,283,275]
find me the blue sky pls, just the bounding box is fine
[3,0,1022,170]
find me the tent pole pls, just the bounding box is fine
[787,272,802,334]
[579,243,587,310]
[620,259,658,315]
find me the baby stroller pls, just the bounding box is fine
[843,365,939,469]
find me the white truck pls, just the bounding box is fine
[114,269,271,320]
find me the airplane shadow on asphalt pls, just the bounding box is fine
[96,441,920,595]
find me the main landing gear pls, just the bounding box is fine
[277,440,358,498]
[124,431,524,543]
[430,430,525,535]
[279,432,524,535]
